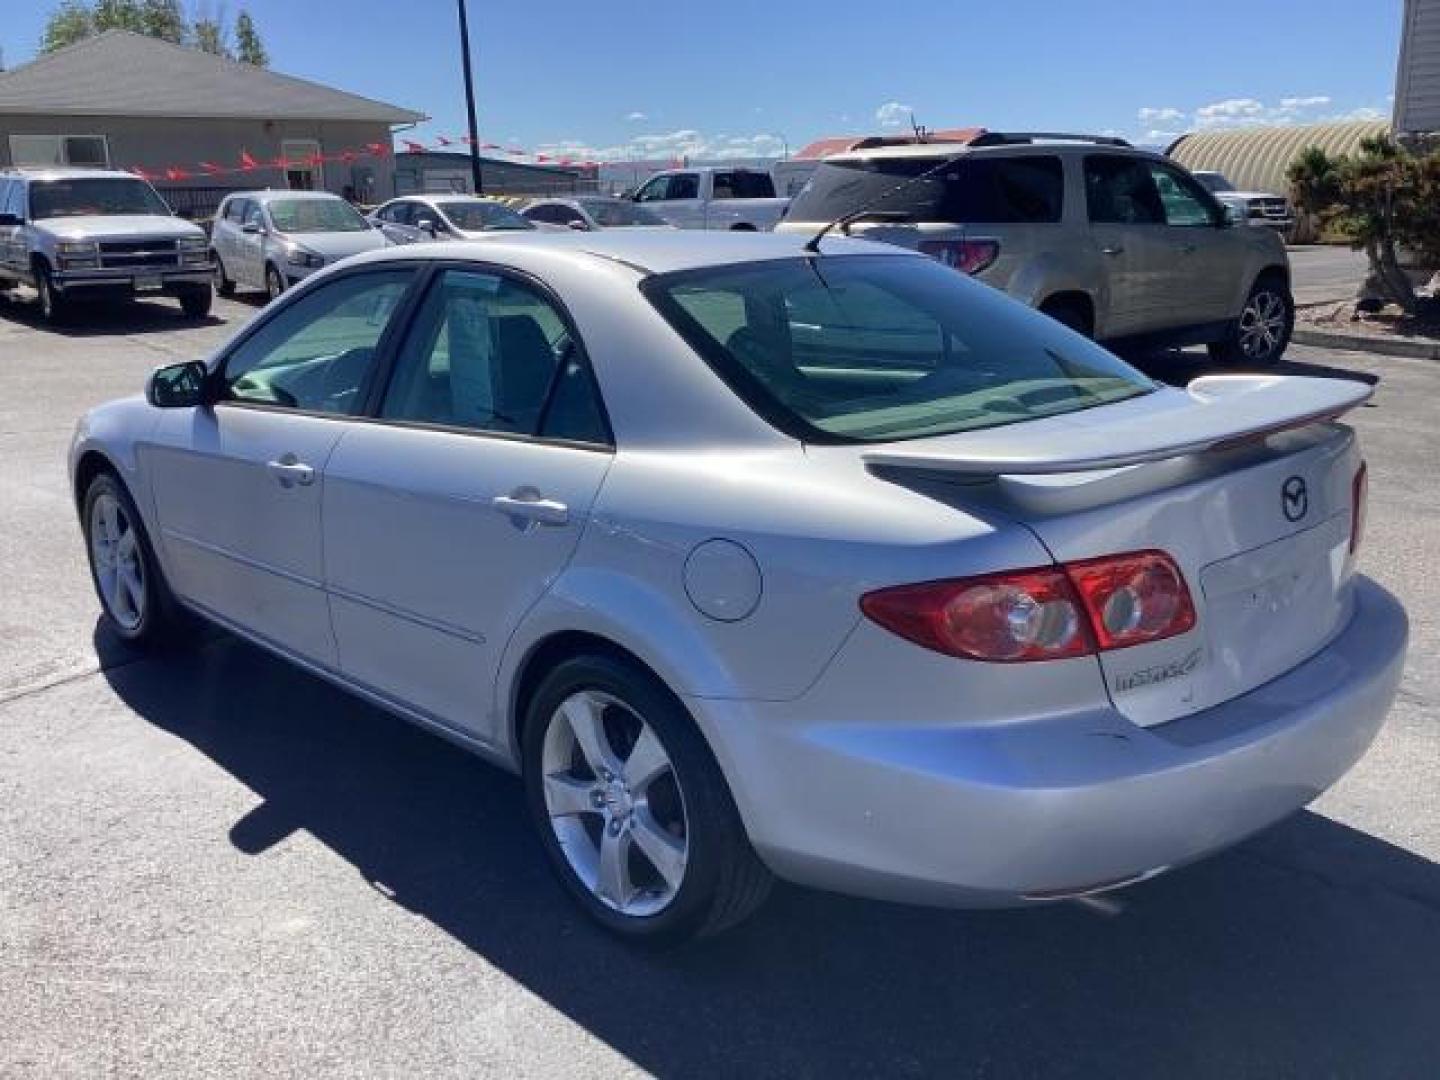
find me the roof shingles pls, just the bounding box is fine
[0,30,425,124]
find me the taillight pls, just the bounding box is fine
[861,551,1196,662]
[860,568,1091,662]
[1351,461,1368,554]
[917,238,999,275]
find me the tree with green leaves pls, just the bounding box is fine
[1288,137,1440,314]
[140,0,185,43]
[41,0,94,51]
[191,17,230,57]
[234,10,267,66]
[92,0,145,32]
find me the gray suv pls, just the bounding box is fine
[778,133,1294,365]
[0,168,213,323]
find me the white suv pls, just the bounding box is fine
[778,133,1294,365]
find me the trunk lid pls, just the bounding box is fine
[861,376,1369,726]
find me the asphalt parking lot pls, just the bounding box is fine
[2,280,1437,1078]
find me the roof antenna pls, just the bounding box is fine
[803,150,965,254]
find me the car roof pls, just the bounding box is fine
[823,141,1152,163]
[2,167,150,182]
[245,190,348,203]
[341,229,915,276]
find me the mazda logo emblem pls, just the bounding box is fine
[1281,475,1308,522]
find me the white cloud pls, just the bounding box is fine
[875,101,913,128]
[1143,129,1183,146]
[625,111,648,122]
[1194,97,1266,126]
[531,129,786,164]
[1279,95,1331,110]
[1327,105,1386,122]
[1138,106,1184,124]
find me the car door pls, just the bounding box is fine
[380,201,421,245]
[1145,159,1235,325]
[1082,154,1173,338]
[236,200,268,287]
[212,197,242,280]
[322,265,614,738]
[145,267,419,666]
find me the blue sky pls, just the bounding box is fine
[1,0,1403,161]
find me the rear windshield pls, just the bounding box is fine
[712,171,777,199]
[642,255,1152,444]
[439,200,534,231]
[787,154,1064,225]
[29,177,171,219]
[267,198,369,233]
[583,199,666,226]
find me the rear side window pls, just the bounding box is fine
[786,155,1063,224]
[1084,156,1165,225]
[714,171,777,199]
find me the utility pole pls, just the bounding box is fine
[456,0,484,194]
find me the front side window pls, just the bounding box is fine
[1148,163,1221,227]
[634,176,670,203]
[1084,155,1165,225]
[266,197,370,233]
[643,255,1153,443]
[380,269,609,444]
[29,177,171,219]
[221,270,415,413]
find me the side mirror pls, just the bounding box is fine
[0,212,20,228]
[566,219,589,231]
[146,360,209,409]
[241,221,263,235]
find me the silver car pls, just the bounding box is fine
[211,190,389,301]
[369,195,536,244]
[521,196,673,231]
[70,231,1406,945]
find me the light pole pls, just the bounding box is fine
[456,0,483,195]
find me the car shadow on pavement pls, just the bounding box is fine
[0,288,224,336]
[100,630,1440,1077]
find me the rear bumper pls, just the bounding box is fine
[691,576,1406,907]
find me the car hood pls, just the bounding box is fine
[280,230,389,260]
[35,215,205,242]
[453,228,537,240]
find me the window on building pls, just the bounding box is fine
[8,135,111,168]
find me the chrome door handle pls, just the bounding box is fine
[266,457,315,488]
[1100,245,1125,256]
[492,493,569,527]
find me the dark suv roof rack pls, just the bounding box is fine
[969,131,1132,148]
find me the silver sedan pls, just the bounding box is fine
[70,231,1407,944]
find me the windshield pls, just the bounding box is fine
[267,198,370,233]
[582,199,666,227]
[643,255,1154,444]
[438,200,535,231]
[29,177,171,219]
[1195,172,1234,193]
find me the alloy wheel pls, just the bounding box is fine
[541,690,690,917]
[89,491,146,631]
[1238,288,1288,360]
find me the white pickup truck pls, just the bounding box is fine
[629,167,789,231]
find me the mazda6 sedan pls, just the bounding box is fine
[70,231,1408,944]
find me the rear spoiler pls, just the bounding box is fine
[861,375,1373,477]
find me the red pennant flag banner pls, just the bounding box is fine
[401,140,426,154]
[239,150,259,171]
[199,161,223,176]
[437,136,453,147]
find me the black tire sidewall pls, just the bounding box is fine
[37,265,64,323]
[266,266,285,300]
[179,286,212,317]
[521,654,738,945]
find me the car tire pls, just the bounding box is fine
[36,263,68,325]
[179,285,213,319]
[1039,297,1094,338]
[1209,277,1293,367]
[522,652,772,946]
[213,255,236,297]
[265,264,286,302]
[81,471,188,649]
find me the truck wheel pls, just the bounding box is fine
[178,285,213,319]
[36,264,68,325]
[1209,276,1293,367]
[265,265,286,302]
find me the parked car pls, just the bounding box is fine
[71,231,1404,944]
[211,191,387,301]
[0,167,213,323]
[1191,170,1295,233]
[777,133,1295,364]
[771,158,821,198]
[630,166,789,231]
[522,196,672,231]
[369,195,536,245]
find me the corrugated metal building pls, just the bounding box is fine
[1166,121,1390,197]
[395,151,595,197]
[1395,0,1440,134]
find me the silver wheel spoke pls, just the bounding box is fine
[561,694,622,779]
[118,564,144,618]
[622,726,670,794]
[597,826,635,908]
[631,808,687,891]
[544,772,596,818]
